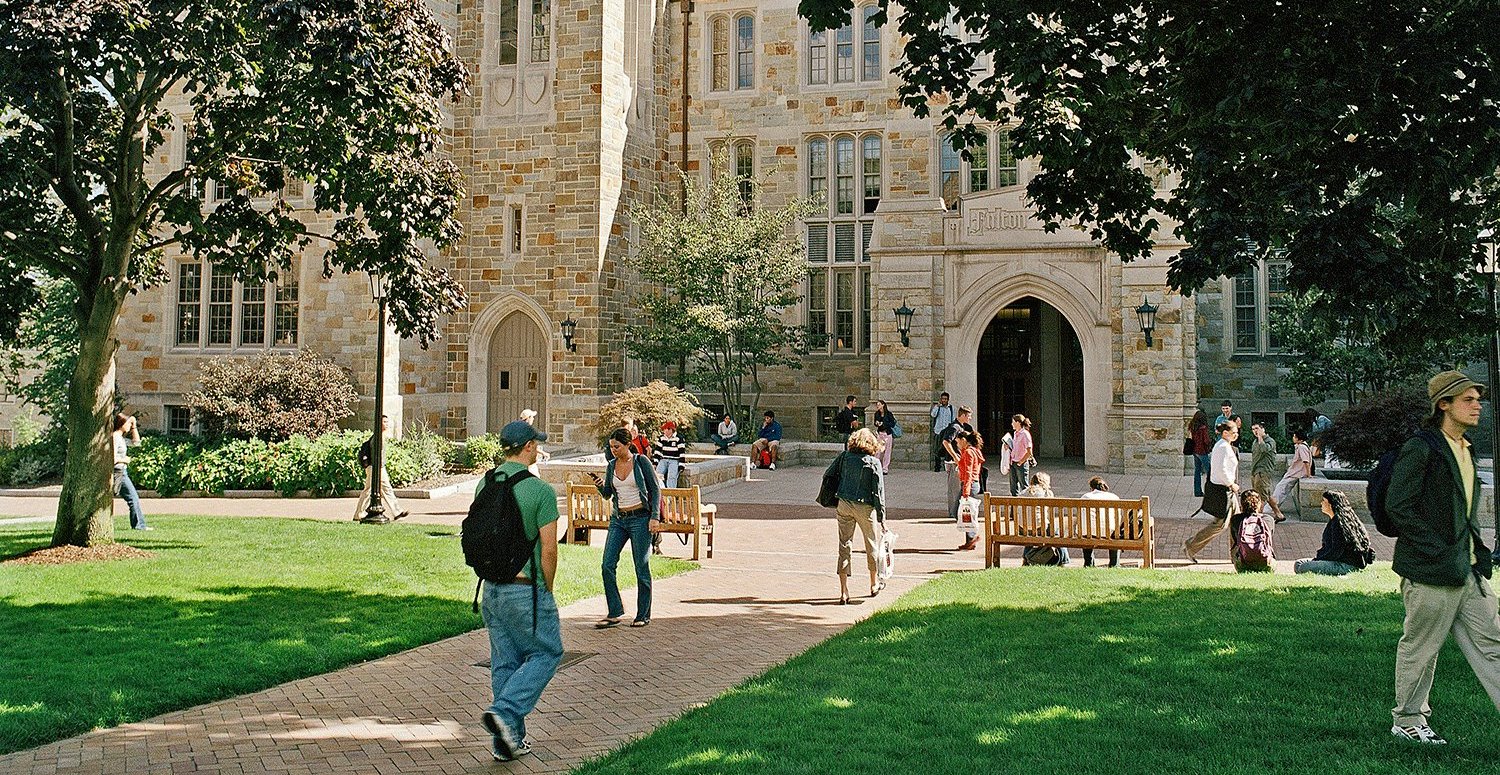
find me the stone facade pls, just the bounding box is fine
[109,1,1263,474]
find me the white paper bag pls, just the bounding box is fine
[957,496,982,532]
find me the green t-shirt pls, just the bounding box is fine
[474,461,560,582]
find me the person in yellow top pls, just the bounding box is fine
[1387,370,1498,745]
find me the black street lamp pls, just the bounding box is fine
[894,302,915,347]
[560,316,577,352]
[1136,297,1159,347]
[362,271,390,525]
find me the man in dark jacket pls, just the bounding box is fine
[1387,370,1500,745]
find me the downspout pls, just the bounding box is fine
[680,0,692,213]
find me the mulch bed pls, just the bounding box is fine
[3,543,155,566]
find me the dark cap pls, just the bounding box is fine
[500,420,547,448]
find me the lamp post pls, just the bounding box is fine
[1135,297,1159,347]
[894,301,915,347]
[362,272,390,525]
[560,316,577,352]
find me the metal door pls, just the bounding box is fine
[486,312,548,433]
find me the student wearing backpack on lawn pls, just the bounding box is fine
[1293,490,1375,576]
[1228,489,1275,573]
[1387,370,1500,745]
[591,427,662,628]
[468,420,561,763]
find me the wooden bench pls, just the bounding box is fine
[982,494,1154,568]
[562,483,716,560]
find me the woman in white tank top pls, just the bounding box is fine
[589,428,661,628]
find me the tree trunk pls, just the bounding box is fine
[51,298,123,548]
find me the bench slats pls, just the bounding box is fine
[564,482,715,560]
[982,494,1154,568]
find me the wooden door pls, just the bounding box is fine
[486,312,548,433]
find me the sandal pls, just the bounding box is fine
[870,581,885,598]
[839,593,850,605]
[594,617,623,629]
[630,619,650,628]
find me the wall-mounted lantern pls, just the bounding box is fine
[1136,297,1159,347]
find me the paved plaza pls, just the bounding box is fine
[0,462,1471,774]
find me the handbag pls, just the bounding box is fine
[1182,437,1194,456]
[816,453,843,508]
[956,496,982,532]
[890,419,903,438]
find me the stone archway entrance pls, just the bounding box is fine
[485,311,548,433]
[976,297,1085,460]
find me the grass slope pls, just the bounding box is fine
[0,515,694,754]
[575,568,1495,775]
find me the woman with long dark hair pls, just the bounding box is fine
[1294,491,1376,575]
[590,428,661,627]
[1188,410,1212,498]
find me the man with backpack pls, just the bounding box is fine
[1385,370,1500,745]
[466,420,562,762]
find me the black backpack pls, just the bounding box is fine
[462,468,539,621]
[1367,431,1443,538]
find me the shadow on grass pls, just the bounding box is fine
[575,578,1494,775]
[0,584,476,755]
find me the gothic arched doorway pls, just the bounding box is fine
[486,311,548,433]
[976,297,1085,460]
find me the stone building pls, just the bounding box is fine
[105,0,1314,473]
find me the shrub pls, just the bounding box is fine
[384,424,449,486]
[129,435,203,496]
[1320,385,1430,470]
[459,433,505,470]
[0,430,67,487]
[585,380,706,446]
[187,350,358,440]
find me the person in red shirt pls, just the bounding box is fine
[956,430,986,551]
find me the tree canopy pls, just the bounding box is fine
[801,1,1500,356]
[0,0,469,545]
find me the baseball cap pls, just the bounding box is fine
[500,420,547,448]
[1428,370,1486,412]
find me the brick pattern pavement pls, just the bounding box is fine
[1,463,1489,774]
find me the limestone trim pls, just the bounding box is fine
[946,270,1111,469]
[466,292,555,437]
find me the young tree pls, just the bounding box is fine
[800,1,1500,353]
[626,151,820,421]
[0,0,468,547]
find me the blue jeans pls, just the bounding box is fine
[1192,453,1211,498]
[656,458,681,488]
[481,582,563,742]
[1009,460,1033,496]
[113,468,146,529]
[602,514,653,622]
[1294,559,1356,576]
[712,434,736,454]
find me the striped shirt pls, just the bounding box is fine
[653,434,686,462]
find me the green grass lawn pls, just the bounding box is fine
[575,567,1495,775]
[0,515,694,755]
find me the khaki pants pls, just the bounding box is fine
[1392,574,1500,726]
[835,499,881,578]
[1184,518,1229,559]
[353,466,403,520]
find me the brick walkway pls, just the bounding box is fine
[0,462,1485,774]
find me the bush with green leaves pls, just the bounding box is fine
[186,350,359,441]
[0,432,67,487]
[459,433,505,469]
[585,380,706,447]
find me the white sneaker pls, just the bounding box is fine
[769,463,776,470]
[1391,724,1447,745]
[482,712,524,760]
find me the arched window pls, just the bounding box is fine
[711,17,729,91]
[735,15,755,89]
[710,13,755,92]
[860,5,882,81]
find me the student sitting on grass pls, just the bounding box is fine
[1294,490,1376,576]
[1229,489,1276,573]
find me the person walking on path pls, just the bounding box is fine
[478,420,561,763]
[354,415,409,522]
[1188,410,1213,498]
[1008,414,1036,496]
[942,407,976,523]
[1081,476,1121,568]
[1294,491,1375,576]
[1249,423,1284,521]
[750,411,783,470]
[1214,401,1242,451]
[591,428,662,628]
[835,395,863,443]
[1270,429,1314,516]
[930,392,955,471]
[1387,370,1500,745]
[111,413,150,531]
[711,414,738,455]
[956,430,985,551]
[872,399,898,474]
[1183,421,1240,562]
[519,409,550,475]
[824,428,887,604]
[653,422,686,488]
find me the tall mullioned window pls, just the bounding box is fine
[939,127,1019,209]
[805,133,880,354]
[807,4,882,85]
[174,261,300,350]
[1231,257,1291,355]
[497,0,549,66]
[710,13,755,92]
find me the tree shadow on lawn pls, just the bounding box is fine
[0,584,476,755]
[576,581,1496,775]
